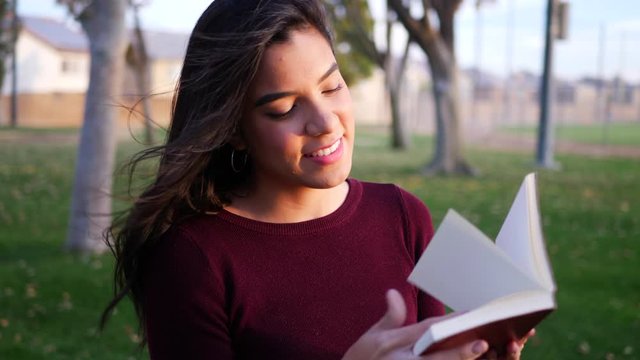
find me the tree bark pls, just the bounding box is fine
[388,0,475,175]
[389,88,408,148]
[130,4,155,145]
[66,0,127,253]
[422,39,475,175]
[386,35,411,149]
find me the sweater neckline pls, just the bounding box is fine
[216,178,362,235]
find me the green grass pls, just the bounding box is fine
[1,127,639,359]
[500,122,640,146]
[0,126,80,135]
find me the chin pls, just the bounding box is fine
[307,165,351,189]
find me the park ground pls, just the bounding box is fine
[0,123,639,359]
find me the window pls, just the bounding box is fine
[61,59,80,74]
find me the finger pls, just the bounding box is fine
[486,348,497,360]
[425,340,489,360]
[372,289,407,331]
[515,328,536,350]
[382,317,435,348]
[388,311,470,348]
[504,341,523,360]
[522,328,536,344]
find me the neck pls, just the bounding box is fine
[226,180,349,223]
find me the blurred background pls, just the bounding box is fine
[0,0,638,359]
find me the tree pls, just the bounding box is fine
[0,0,18,127]
[389,0,475,175]
[326,0,412,149]
[324,1,375,86]
[58,0,128,253]
[127,0,155,145]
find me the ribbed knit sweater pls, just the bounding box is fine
[142,178,445,359]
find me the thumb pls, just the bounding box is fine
[374,289,407,330]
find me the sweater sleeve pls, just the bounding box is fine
[142,227,232,359]
[396,186,447,319]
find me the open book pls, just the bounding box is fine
[408,173,556,356]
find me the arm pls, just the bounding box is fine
[142,227,232,359]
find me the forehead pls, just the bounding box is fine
[252,28,336,89]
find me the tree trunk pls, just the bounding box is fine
[388,0,474,176]
[389,88,409,149]
[422,42,475,176]
[386,33,411,150]
[66,0,127,253]
[131,6,155,145]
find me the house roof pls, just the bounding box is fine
[22,16,87,52]
[140,30,189,61]
[21,16,189,61]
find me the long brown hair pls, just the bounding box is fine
[101,0,334,344]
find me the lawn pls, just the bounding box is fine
[0,127,639,359]
[499,122,640,146]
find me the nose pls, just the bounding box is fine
[304,101,338,136]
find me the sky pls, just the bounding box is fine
[17,0,640,83]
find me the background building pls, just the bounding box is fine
[0,16,187,129]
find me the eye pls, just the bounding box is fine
[266,104,296,119]
[322,83,343,95]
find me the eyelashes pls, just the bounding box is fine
[266,105,296,119]
[323,83,343,94]
[265,83,345,120]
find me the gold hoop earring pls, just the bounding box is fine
[231,149,248,173]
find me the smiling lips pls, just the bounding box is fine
[306,138,342,158]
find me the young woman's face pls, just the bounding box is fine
[240,27,355,193]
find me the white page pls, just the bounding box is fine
[495,173,555,291]
[409,210,543,311]
[413,290,555,355]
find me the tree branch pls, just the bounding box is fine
[56,0,94,22]
[430,0,462,51]
[344,1,384,67]
[388,0,436,53]
[421,0,432,30]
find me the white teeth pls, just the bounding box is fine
[310,139,340,157]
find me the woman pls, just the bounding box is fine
[103,0,530,359]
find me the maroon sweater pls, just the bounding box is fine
[142,179,445,359]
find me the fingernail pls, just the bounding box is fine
[472,341,488,354]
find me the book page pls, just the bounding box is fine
[428,290,555,340]
[495,173,555,291]
[414,290,555,356]
[409,210,543,312]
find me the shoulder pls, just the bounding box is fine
[145,215,229,273]
[352,178,430,217]
[353,178,433,238]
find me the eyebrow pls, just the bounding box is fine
[254,62,339,107]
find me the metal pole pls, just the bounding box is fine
[502,0,514,125]
[535,0,557,168]
[473,4,483,126]
[596,24,608,144]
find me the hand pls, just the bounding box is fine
[482,329,536,360]
[342,289,490,360]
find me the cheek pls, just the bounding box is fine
[338,111,355,140]
[250,124,301,159]
[336,90,354,124]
